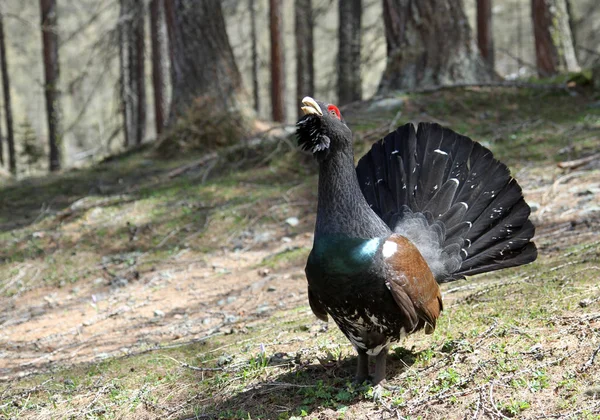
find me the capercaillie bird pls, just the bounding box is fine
[297,97,537,385]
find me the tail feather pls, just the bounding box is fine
[356,122,537,283]
[423,178,459,217]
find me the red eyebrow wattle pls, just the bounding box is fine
[328,105,341,119]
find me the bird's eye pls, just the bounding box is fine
[327,105,341,120]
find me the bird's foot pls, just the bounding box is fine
[371,381,387,401]
[352,374,370,386]
[370,380,402,401]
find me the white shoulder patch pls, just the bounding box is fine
[382,240,398,258]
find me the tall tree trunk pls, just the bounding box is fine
[119,0,145,147]
[531,0,580,77]
[338,0,361,105]
[0,103,3,167]
[477,0,494,70]
[0,11,14,173]
[269,0,285,122]
[250,0,260,114]
[378,0,493,93]
[40,0,62,172]
[133,1,145,145]
[150,0,167,136]
[295,0,314,117]
[168,0,247,122]
[119,0,133,147]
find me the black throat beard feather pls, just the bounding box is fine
[296,115,331,159]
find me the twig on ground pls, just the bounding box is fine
[162,355,224,372]
[580,342,600,373]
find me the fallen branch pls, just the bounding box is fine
[557,153,600,170]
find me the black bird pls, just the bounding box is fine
[297,97,537,385]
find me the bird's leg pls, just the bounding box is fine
[372,347,389,385]
[354,348,369,384]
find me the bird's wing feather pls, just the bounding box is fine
[384,235,442,334]
[308,287,328,322]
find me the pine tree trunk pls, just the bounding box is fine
[378,0,493,93]
[270,0,286,122]
[531,0,580,77]
[133,0,145,145]
[0,12,14,174]
[477,0,495,70]
[40,0,62,172]
[119,0,146,147]
[168,0,247,121]
[119,0,133,147]
[250,0,260,114]
[338,0,361,105]
[295,0,314,117]
[150,0,167,136]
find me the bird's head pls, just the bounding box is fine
[296,96,352,161]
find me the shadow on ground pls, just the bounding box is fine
[176,348,421,419]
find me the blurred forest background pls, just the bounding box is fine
[0,0,598,176]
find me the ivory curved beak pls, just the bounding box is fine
[301,96,323,116]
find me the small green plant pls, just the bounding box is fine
[19,118,44,173]
[528,369,549,392]
[499,400,531,417]
[431,368,461,392]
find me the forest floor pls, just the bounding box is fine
[1,87,600,420]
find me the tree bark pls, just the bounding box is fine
[0,11,15,174]
[477,0,494,70]
[168,0,247,122]
[269,0,285,122]
[378,0,493,93]
[531,0,580,77]
[150,0,167,136]
[40,0,62,171]
[118,0,132,147]
[295,0,314,117]
[250,0,260,114]
[338,0,361,105]
[119,0,145,147]
[134,1,145,145]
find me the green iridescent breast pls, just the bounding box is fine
[308,236,382,276]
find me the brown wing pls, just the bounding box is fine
[308,287,328,322]
[383,235,443,334]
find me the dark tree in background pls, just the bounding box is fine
[150,0,167,136]
[167,0,247,122]
[378,0,493,93]
[338,0,362,105]
[0,11,15,174]
[134,1,146,145]
[119,0,146,147]
[295,0,314,117]
[270,0,285,122]
[531,0,579,77]
[477,0,495,70]
[250,0,260,113]
[40,0,62,171]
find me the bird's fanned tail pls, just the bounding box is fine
[356,122,537,283]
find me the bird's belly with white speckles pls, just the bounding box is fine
[328,309,406,356]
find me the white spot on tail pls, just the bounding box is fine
[382,241,398,258]
[449,178,459,185]
[434,149,448,156]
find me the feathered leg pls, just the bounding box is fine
[355,348,369,383]
[372,347,389,385]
